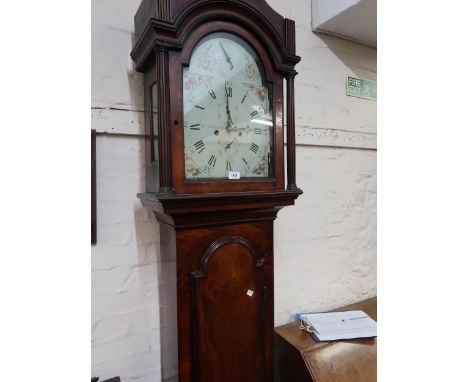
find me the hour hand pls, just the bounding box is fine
[225,88,233,130]
[225,104,233,131]
[219,41,233,70]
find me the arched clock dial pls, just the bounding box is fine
[183,32,273,179]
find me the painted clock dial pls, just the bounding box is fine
[183,32,273,179]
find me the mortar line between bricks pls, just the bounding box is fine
[96,131,146,138]
[295,143,377,151]
[95,132,377,150]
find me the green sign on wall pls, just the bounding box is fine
[347,76,377,100]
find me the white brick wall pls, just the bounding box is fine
[91,0,376,380]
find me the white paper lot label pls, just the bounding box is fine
[228,171,241,180]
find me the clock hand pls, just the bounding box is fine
[224,137,238,151]
[219,41,234,70]
[225,86,233,131]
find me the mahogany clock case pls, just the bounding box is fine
[131,1,302,382]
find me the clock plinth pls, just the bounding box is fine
[131,0,301,381]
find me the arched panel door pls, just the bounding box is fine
[191,236,265,382]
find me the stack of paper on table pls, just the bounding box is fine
[299,309,377,342]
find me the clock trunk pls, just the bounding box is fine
[176,220,274,382]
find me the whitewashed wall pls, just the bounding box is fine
[91,0,376,381]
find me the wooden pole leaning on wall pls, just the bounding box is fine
[286,72,298,191]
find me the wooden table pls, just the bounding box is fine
[274,297,377,382]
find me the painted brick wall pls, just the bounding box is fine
[91,0,376,381]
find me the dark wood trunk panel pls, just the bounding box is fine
[175,221,274,382]
[193,240,263,382]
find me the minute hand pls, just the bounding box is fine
[219,42,233,70]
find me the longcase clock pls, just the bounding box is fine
[131,1,301,381]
